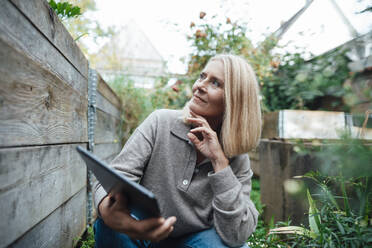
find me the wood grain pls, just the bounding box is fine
[0,38,87,147]
[9,0,88,78]
[96,92,121,118]
[97,73,122,110]
[9,188,86,248]
[0,0,87,94]
[95,109,122,144]
[0,144,87,247]
[93,142,122,162]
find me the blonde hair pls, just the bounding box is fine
[184,54,262,157]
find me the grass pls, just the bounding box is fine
[75,225,95,248]
[247,178,293,248]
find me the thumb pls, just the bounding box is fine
[187,132,202,148]
[112,193,129,213]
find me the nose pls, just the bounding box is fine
[193,78,208,93]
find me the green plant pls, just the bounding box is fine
[261,48,353,112]
[183,12,355,112]
[51,0,115,56]
[269,134,372,247]
[247,179,291,247]
[107,75,190,144]
[184,12,279,89]
[75,225,95,248]
[149,77,191,111]
[107,76,153,144]
[48,0,82,20]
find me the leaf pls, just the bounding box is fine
[269,226,316,239]
[48,0,57,9]
[48,1,81,20]
[336,220,345,235]
[320,184,340,211]
[307,189,321,237]
[340,179,351,217]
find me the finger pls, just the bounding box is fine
[190,127,214,138]
[153,224,174,242]
[102,205,134,234]
[190,111,209,122]
[186,117,204,126]
[99,195,113,215]
[188,113,207,122]
[111,193,129,213]
[158,225,174,241]
[187,117,212,131]
[187,132,202,147]
[190,110,203,119]
[189,110,208,121]
[159,217,176,235]
[187,117,209,127]
[131,217,165,234]
[148,217,177,242]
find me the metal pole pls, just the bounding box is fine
[87,68,97,226]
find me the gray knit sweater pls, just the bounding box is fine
[94,109,258,247]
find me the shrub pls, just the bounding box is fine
[270,133,372,247]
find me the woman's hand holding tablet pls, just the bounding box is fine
[98,192,176,242]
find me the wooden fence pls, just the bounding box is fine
[0,0,122,247]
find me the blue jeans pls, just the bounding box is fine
[94,218,249,248]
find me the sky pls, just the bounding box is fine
[88,0,372,74]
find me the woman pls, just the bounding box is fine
[94,54,262,248]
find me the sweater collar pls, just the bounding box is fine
[170,116,192,143]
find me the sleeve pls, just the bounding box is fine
[93,110,159,216]
[208,153,258,247]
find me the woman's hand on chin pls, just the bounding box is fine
[186,111,229,172]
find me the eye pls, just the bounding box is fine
[199,72,206,80]
[211,80,221,87]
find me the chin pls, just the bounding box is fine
[188,102,204,116]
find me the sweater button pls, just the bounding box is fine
[182,179,189,185]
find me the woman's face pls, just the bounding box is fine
[189,60,225,119]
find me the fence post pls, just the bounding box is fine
[87,68,98,226]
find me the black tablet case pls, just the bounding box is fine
[76,146,161,220]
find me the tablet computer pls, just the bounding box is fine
[76,146,161,220]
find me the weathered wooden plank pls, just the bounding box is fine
[93,142,122,162]
[0,144,87,247]
[0,0,87,94]
[261,112,279,139]
[248,150,260,177]
[97,73,122,110]
[262,110,346,140]
[259,140,317,225]
[9,0,88,78]
[96,91,121,118]
[0,38,87,147]
[95,109,121,144]
[9,187,86,248]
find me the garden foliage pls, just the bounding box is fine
[261,49,352,112]
[265,134,372,247]
[107,76,190,144]
[184,12,353,112]
[48,0,82,20]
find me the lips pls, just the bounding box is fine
[193,95,207,103]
